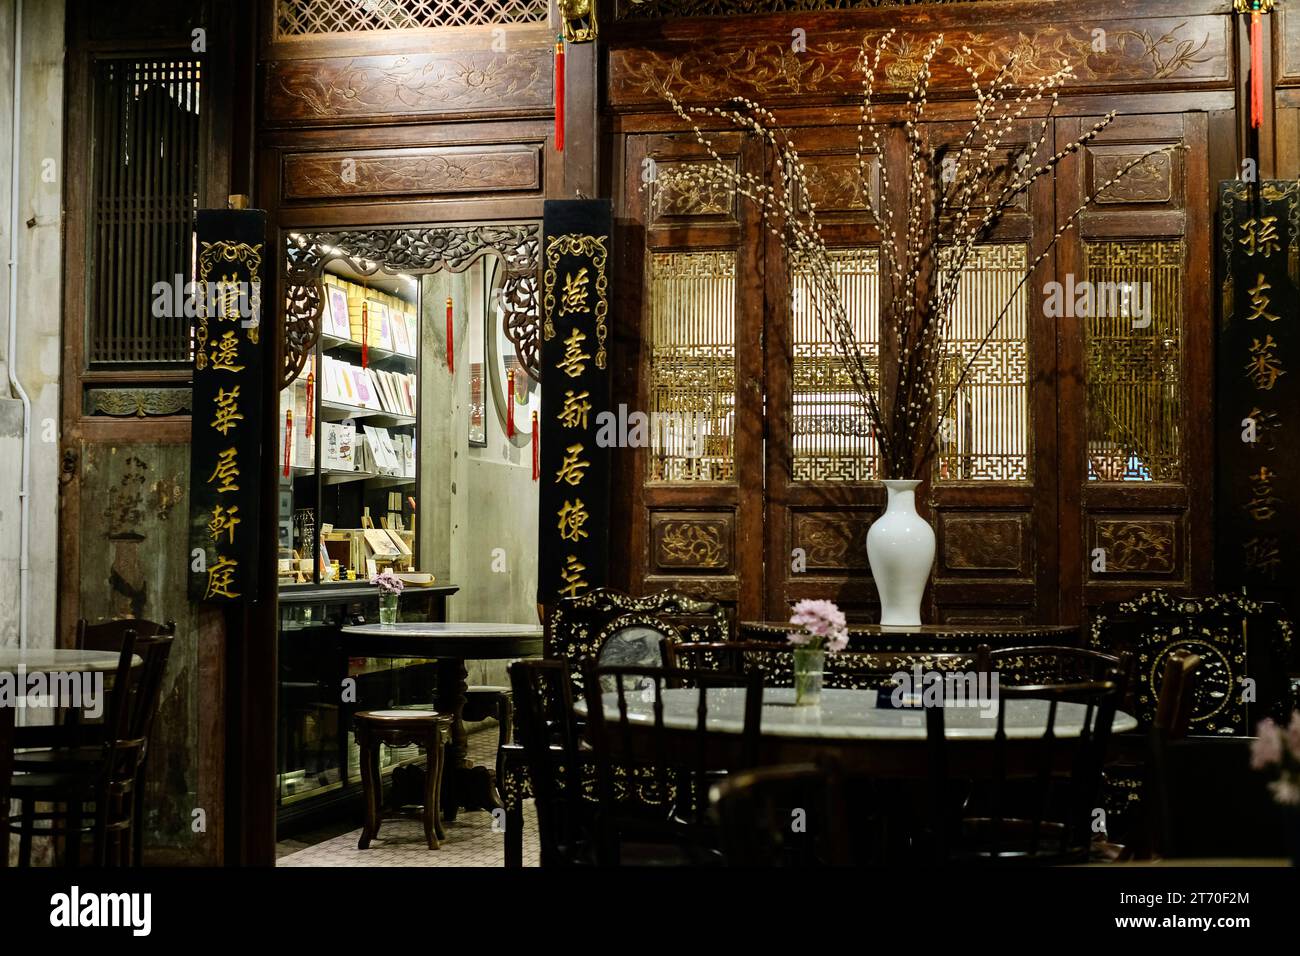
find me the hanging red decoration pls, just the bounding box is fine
[531,410,539,481]
[304,370,315,438]
[283,409,293,478]
[554,36,565,152]
[506,369,516,438]
[360,301,369,369]
[1252,8,1263,129]
[445,296,455,373]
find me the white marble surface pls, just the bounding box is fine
[579,687,1138,740]
[342,623,542,638]
[0,648,141,673]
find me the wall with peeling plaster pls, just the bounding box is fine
[0,0,63,650]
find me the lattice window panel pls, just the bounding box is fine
[88,57,201,366]
[933,244,1030,482]
[1084,239,1184,482]
[277,0,549,36]
[791,248,880,482]
[647,251,736,482]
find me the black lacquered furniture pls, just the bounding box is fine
[509,659,588,866]
[711,761,852,866]
[924,677,1125,865]
[581,660,764,866]
[739,621,1080,655]
[0,703,13,868]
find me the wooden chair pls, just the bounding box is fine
[353,710,453,850]
[1147,735,1291,860]
[1152,649,1200,739]
[15,619,176,865]
[987,645,1130,689]
[546,588,728,700]
[711,761,852,866]
[8,630,145,866]
[924,676,1124,865]
[0,703,13,868]
[582,660,763,865]
[1090,590,1295,733]
[509,659,589,866]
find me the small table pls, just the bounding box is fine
[341,622,543,818]
[578,687,1138,776]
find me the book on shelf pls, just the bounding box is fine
[322,421,356,471]
[390,308,411,355]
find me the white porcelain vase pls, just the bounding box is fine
[866,479,935,627]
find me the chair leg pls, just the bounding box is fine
[422,735,441,850]
[68,799,84,868]
[430,730,447,843]
[133,767,146,866]
[505,798,523,868]
[17,798,33,867]
[495,695,513,791]
[357,733,379,850]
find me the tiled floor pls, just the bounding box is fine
[277,728,539,867]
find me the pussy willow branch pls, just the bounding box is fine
[651,36,1163,479]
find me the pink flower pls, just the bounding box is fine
[787,599,848,653]
[1285,711,1300,762]
[1251,719,1283,769]
[371,569,405,594]
[1268,779,1300,807]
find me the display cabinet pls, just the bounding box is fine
[276,582,457,829]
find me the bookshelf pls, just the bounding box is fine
[278,258,426,587]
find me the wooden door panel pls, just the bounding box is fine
[1056,111,1211,617]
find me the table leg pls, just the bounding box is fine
[435,657,503,819]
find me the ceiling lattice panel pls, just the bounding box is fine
[277,0,549,37]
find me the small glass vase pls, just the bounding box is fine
[793,648,825,706]
[378,591,400,626]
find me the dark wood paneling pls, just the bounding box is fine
[263,44,554,126]
[282,144,541,200]
[940,513,1029,574]
[650,511,735,571]
[608,14,1232,110]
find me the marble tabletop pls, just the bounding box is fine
[0,648,141,674]
[340,621,543,660]
[578,687,1139,740]
[342,622,542,639]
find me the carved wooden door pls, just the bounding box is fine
[616,131,768,623]
[1055,111,1214,620]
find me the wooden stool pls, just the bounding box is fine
[354,710,453,850]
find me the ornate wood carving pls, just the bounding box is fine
[608,18,1228,108]
[619,0,997,15]
[941,514,1026,572]
[276,0,549,37]
[283,224,541,388]
[1090,148,1175,205]
[1092,518,1178,575]
[651,513,733,570]
[265,47,553,125]
[85,388,192,418]
[282,145,541,201]
[802,154,875,213]
[650,160,737,222]
[791,512,872,570]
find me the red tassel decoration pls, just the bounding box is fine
[506,369,516,438]
[361,301,369,369]
[445,297,455,373]
[1251,9,1264,129]
[531,411,539,481]
[305,371,315,438]
[554,36,565,152]
[283,409,293,478]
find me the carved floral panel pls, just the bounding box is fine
[283,145,541,200]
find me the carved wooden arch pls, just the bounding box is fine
[281,223,541,389]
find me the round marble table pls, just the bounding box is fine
[340,622,543,818]
[0,648,141,675]
[578,687,1138,775]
